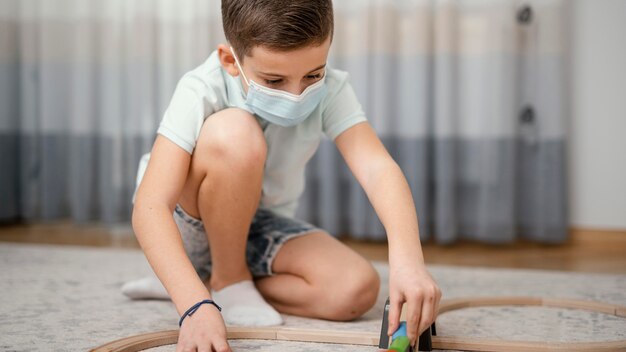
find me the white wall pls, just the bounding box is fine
[569,0,626,230]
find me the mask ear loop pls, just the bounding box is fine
[230,46,251,86]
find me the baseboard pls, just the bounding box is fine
[569,227,626,244]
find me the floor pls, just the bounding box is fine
[5,243,625,352]
[1,222,625,274]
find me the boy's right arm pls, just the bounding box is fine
[132,135,230,352]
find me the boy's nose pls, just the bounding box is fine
[284,83,307,96]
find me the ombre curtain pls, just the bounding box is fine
[0,0,568,244]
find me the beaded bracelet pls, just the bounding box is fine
[178,299,222,327]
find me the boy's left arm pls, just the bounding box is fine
[334,121,442,347]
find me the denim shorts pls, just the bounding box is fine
[174,204,320,279]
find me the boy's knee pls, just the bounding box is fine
[319,264,380,321]
[196,108,267,166]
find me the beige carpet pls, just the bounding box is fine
[1,243,625,351]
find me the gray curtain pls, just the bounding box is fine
[0,0,568,244]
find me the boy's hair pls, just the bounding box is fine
[222,0,334,60]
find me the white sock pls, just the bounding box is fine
[211,280,283,327]
[121,276,170,300]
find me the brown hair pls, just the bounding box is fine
[222,0,334,60]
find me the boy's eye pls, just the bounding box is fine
[262,72,322,86]
[306,73,322,80]
[265,79,282,85]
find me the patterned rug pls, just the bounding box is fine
[1,243,625,351]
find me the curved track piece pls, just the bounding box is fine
[90,327,379,352]
[91,297,626,352]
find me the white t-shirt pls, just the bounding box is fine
[136,50,367,218]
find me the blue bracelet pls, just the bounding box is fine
[179,299,222,327]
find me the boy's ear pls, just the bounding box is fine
[217,44,240,77]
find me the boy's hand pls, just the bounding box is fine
[387,260,441,347]
[176,304,231,352]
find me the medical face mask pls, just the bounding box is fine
[231,48,327,127]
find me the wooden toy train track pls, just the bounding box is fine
[91,296,626,352]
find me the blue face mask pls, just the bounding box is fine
[232,47,327,127]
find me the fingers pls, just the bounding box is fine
[387,295,403,336]
[406,284,440,345]
[418,284,442,336]
[177,344,195,352]
[417,293,434,335]
[212,340,231,352]
[177,340,231,352]
[433,285,442,321]
[175,342,189,352]
[405,292,422,346]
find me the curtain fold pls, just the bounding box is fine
[0,0,568,243]
[300,0,569,243]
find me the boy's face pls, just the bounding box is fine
[218,37,331,96]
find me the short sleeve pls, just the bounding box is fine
[157,71,222,154]
[322,73,368,141]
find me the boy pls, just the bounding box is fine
[124,0,441,351]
